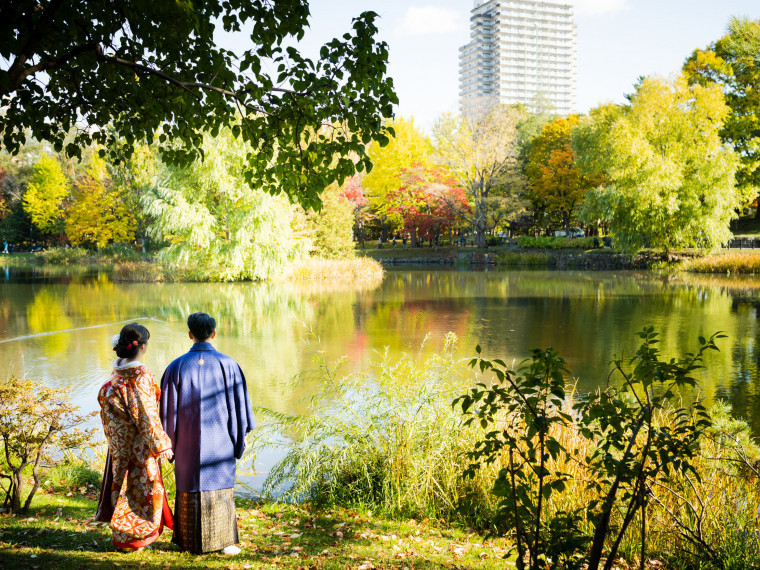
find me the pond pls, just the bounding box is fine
[2,265,760,489]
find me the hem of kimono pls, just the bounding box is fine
[112,485,174,549]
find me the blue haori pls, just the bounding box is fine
[160,342,255,493]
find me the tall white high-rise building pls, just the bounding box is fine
[459,0,577,115]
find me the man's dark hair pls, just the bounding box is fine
[188,312,216,341]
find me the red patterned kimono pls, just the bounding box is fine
[97,361,173,549]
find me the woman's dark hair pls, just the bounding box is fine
[188,312,216,341]
[114,323,150,359]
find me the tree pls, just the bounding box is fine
[1,1,397,209]
[302,183,356,259]
[684,17,760,214]
[65,160,136,248]
[107,144,163,252]
[526,116,603,233]
[143,129,309,281]
[363,117,434,202]
[578,75,739,254]
[386,165,470,247]
[340,175,370,248]
[362,117,434,236]
[0,377,96,513]
[21,154,68,239]
[433,104,526,248]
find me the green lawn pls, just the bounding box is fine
[0,490,511,569]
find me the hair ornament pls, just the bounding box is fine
[111,334,120,348]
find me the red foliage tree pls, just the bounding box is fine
[386,165,470,247]
[339,175,371,247]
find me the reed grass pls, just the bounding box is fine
[112,261,193,282]
[282,257,385,288]
[683,251,760,274]
[252,333,498,524]
[252,338,760,566]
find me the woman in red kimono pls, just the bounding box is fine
[96,323,174,551]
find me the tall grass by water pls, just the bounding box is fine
[281,257,384,287]
[682,251,760,274]
[253,336,760,567]
[37,245,140,264]
[253,333,497,523]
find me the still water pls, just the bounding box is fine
[2,265,760,483]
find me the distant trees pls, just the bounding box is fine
[578,75,739,253]
[22,154,68,239]
[526,115,601,234]
[143,130,310,281]
[386,165,470,247]
[66,161,135,248]
[685,17,760,213]
[433,104,526,248]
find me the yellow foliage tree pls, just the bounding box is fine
[65,160,136,248]
[363,117,434,230]
[526,115,602,232]
[22,154,69,236]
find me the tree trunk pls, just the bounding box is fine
[10,466,24,513]
[410,227,418,248]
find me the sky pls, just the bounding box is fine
[225,1,760,131]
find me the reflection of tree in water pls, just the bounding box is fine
[715,318,760,435]
[26,288,73,356]
[7,267,760,436]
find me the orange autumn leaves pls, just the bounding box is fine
[526,115,605,231]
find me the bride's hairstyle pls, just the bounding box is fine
[114,323,150,359]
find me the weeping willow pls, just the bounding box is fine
[143,130,310,281]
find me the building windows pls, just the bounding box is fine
[460,0,577,115]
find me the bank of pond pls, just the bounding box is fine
[6,246,760,280]
[2,329,760,569]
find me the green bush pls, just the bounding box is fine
[36,246,90,264]
[43,459,101,494]
[516,236,595,250]
[99,243,140,262]
[494,251,549,267]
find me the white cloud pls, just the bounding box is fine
[571,0,629,16]
[396,5,463,37]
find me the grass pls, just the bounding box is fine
[681,251,760,274]
[282,257,385,288]
[0,253,36,266]
[251,337,760,568]
[0,492,512,568]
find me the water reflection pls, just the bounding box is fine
[2,267,760,437]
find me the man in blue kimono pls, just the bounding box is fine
[160,312,254,555]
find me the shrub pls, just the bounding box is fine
[494,251,549,267]
[516,236,595,250]
[99,243,140,262]
[0,378,97,513]
[252,329,760,567]
[36,246,90,264]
